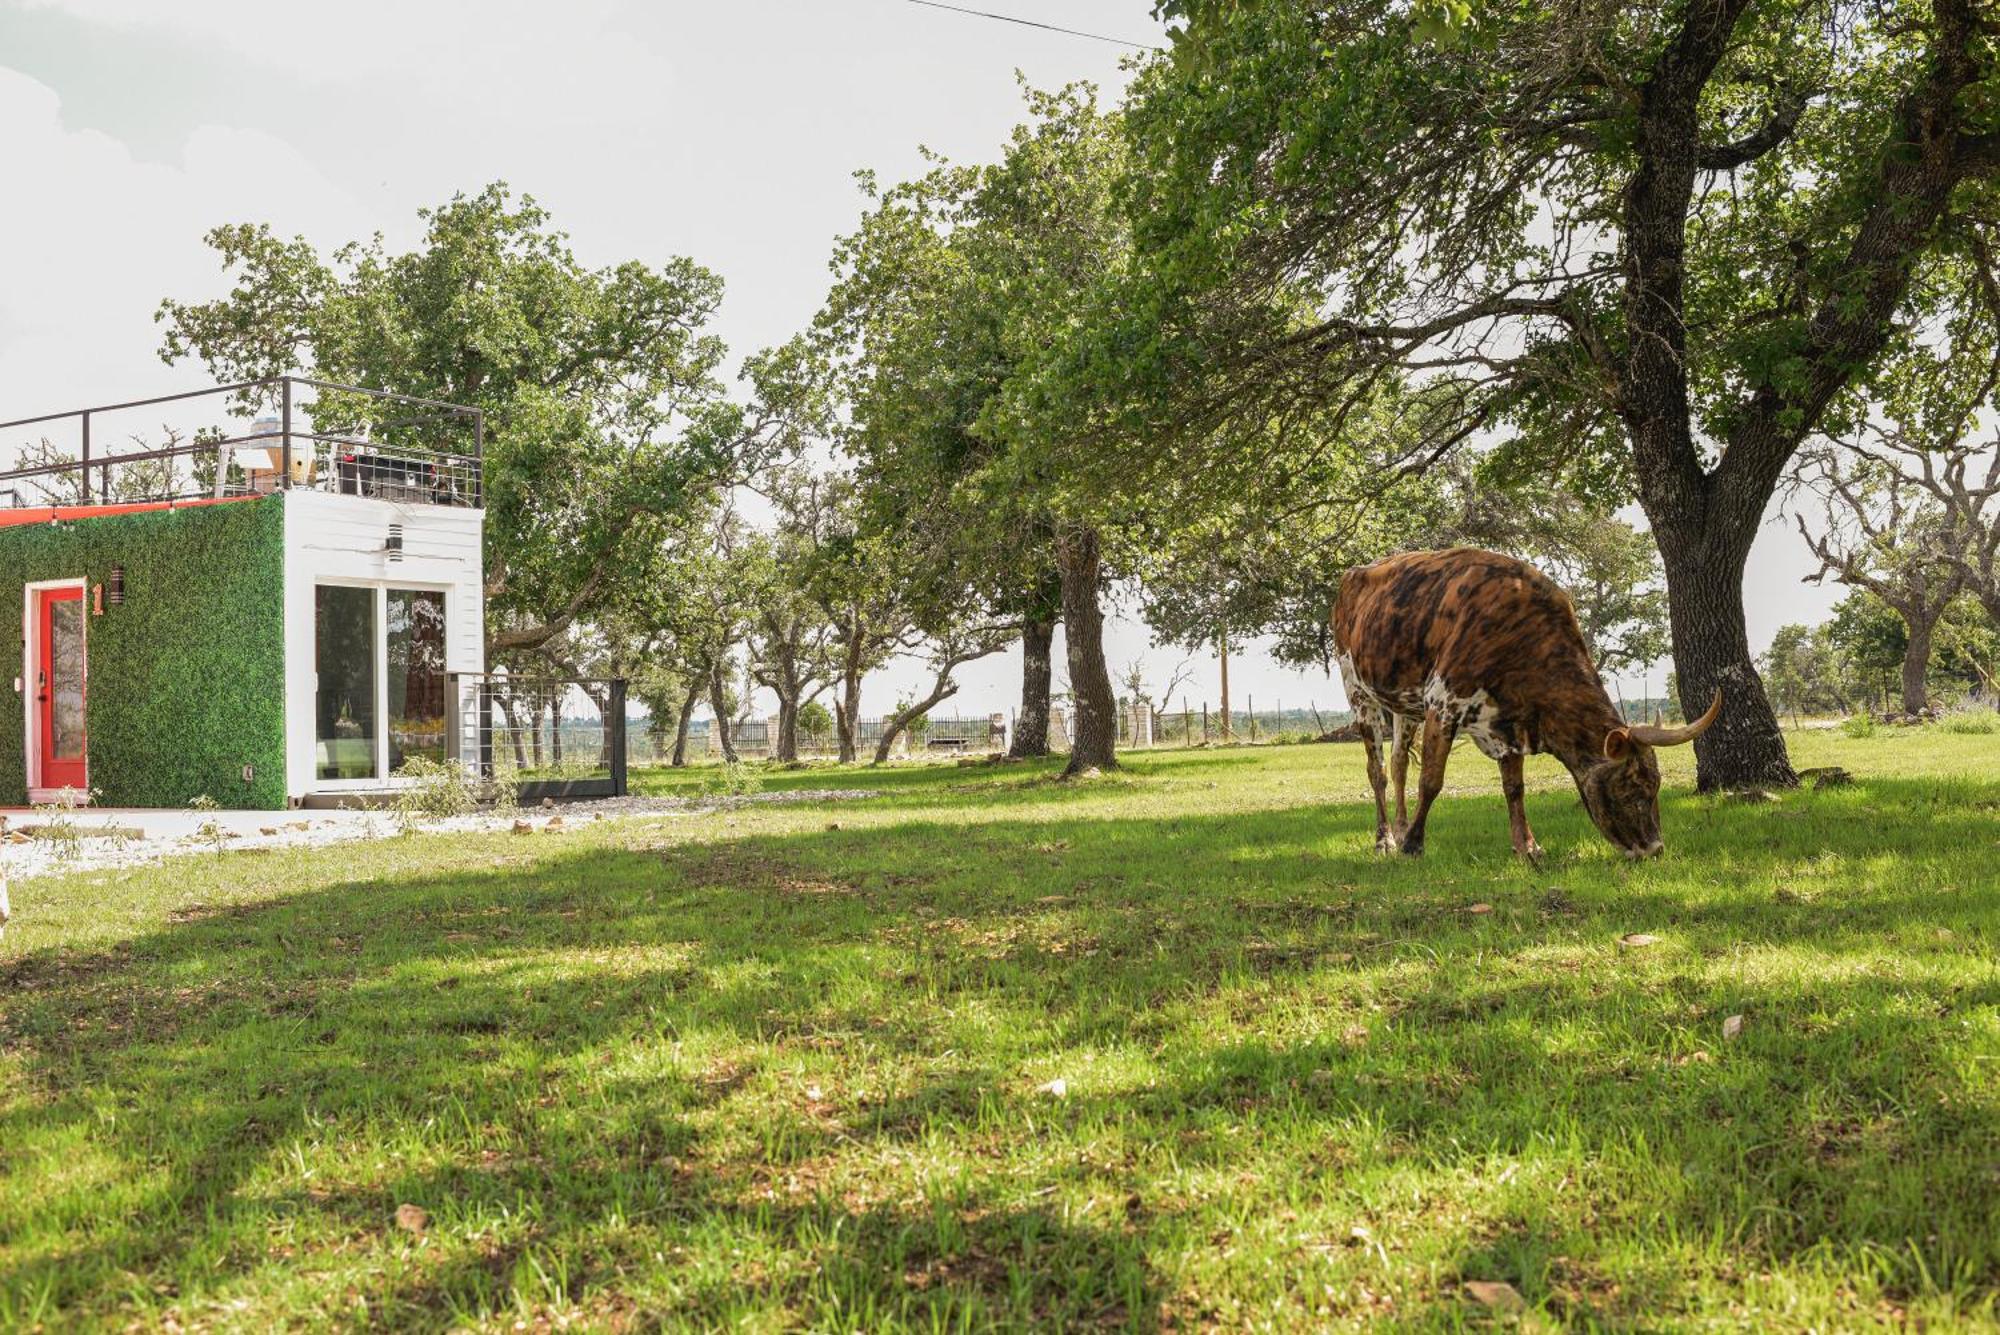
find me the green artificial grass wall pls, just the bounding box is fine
[0,497,287,809]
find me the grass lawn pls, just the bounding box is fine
[2,729,1997,1330]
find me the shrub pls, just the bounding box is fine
[701,760,763,798]
[188,793,228,855]
[389,756,490,829]
[1840,713,1878,739]
[31,786,98,863]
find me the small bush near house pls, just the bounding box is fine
[700,759,763,798]
[389,756,492,827]
[29,787,97,864]
[187,794,228,855]
[1841,712,1879,739]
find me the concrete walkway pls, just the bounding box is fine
[0,787,880,884]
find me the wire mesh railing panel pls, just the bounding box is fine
[452,674,628,797]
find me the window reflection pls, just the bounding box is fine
[388,589,448,770]
[315,585,377,780]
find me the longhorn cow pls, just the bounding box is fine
[1331,548,1720,860]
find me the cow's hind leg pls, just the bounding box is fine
[1400,708,1457,857]
[1390,714,1415,837]
[1499,752,1542,864]
[1359,713,1397,852]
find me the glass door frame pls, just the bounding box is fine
[312,578,452,791]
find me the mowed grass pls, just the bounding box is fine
[1,731,1997,1331]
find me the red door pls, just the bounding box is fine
[36,586,87,791]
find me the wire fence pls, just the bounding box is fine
[643,702,1360,764]
[676,713,1009,761]
[451,674,628,798]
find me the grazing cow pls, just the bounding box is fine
[1331,548,1720,860]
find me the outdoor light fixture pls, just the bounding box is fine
[107,564,125,606]
[385,523,404,563]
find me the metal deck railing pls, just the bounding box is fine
[0,376,483,509]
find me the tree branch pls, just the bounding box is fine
[1698,92,1809,170]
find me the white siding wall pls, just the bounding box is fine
[283,491,485,801]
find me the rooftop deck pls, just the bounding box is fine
[0,376,482,511]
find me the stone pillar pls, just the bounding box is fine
[1130,700,1153,747]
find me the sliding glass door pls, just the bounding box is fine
[315,583,449,784]
[315,585,377,780]
[388,589,448,770]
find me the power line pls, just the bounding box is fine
[899,0,1164,52]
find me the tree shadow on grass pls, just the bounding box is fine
[0,770,1995,1326]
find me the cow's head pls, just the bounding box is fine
[1581,690,1723,858]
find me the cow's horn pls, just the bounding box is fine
[1628,689,1723,748]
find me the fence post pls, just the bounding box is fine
[609,677,628,797]
[478,679,495,781]
[80,410,91,503]
[1202,702,1209,744]
[280,376,293,491]
[445,673,460,765]
[1249,695,1256,743]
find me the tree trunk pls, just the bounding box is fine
[835,647,863,763]
[501,697,530,771]
[1010,614,1056,758]
[708,670,738,764]
[1900,619,1935,717]
[670,680,700,766]
[1652,527,1797,790]
[1055,525,1118,775]
[773,694,800,763]
[1218,636,1232,741]
[876,683,959,763]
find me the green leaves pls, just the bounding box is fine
[158,184,795,655]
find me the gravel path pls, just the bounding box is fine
[0,788,881,884]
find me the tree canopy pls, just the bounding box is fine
[158,184,820,655]
[1087,0,2000,787]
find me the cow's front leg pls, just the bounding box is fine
[1499,752,1542,864]
[1400,709,1456,857]
[1360,716,1397,852]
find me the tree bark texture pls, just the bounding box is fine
[708,670,738,764]
[1652,530,1793,790]
[773,696,800,762]
[1055,525,1118,774]
[670,680,699,767]
[830,630,865,764]
[1901,621,1937,717]
[1010,614,1056,759]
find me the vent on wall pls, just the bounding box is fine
[385,523,404,563]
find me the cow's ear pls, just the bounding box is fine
[1602,727,1634,761]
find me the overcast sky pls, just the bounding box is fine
[0,0,1837,724]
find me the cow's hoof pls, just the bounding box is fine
[1400,839,1425,858]
[1520,844,1544,867]
[1374,831,1400,854]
